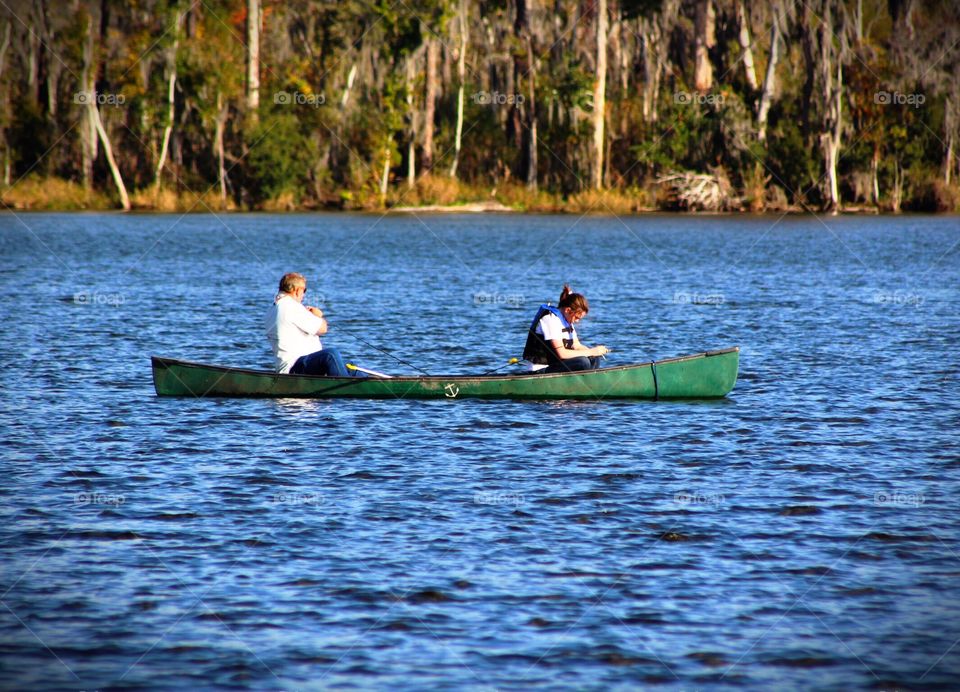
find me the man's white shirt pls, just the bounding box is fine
[265,295,324,373]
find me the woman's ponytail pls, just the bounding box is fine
[557,284,589,314]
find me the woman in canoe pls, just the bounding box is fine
[522,285,609,373]
[264,272,363,377]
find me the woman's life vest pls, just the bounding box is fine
[522,304,574,365]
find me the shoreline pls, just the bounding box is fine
[3,176,957,215]
[1,177,953,215]
[2,203,951,216]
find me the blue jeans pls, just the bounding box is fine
[290,348,355,377]
[541,356,602,374]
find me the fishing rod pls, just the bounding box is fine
[335,324,432,376]
[307,300,431,375]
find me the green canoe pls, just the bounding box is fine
[151,346,739,400]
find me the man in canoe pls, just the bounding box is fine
[523,285,609,373]
[265,272,361,377]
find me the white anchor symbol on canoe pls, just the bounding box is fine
[444,383,460,398]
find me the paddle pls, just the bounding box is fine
[480,357,521,376]
[346,363,393,378]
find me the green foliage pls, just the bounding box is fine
[543,60,594,112]
[765,101,821,205]
[632,98,713,173]
[1,0,958,210]
[8,101,53,178]
[245,112,315,205]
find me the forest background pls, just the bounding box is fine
[1,0,958,213]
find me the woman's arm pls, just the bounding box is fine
[549,339,608,359]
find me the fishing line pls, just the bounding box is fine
[336,325,432,376]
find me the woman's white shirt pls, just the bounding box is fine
[528,313,577,372]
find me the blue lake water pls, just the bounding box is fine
[1,211,959,689]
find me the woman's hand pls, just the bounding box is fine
[591,345,609,357]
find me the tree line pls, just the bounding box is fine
[1,0,958,212]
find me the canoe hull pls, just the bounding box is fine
[151,347,739,400]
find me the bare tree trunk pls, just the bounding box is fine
[215,90,228,208]
[854,0,863,42]
[380,145,391,202]
[80,10,97,189]
[514,0,536,189]
[246,0,260,114]
[871,148,880,205]
[643,1,677,123]
[756,2,780,143]
[27,17,39,101]
[154,10,181,191]
[41,8,60,118]
[944,98,954,185]
[737,0,759,91]
[340,63,357,109]
[946,134,954,186]
[693,0,715,92]
[800,5,815,139]
[609,9,622,96]
[639,17,659,123]
[592,0,607,189]
[449,0,467,178]
[891,160,904,212]
[90,99,130,210]
[0,20,9,187]
[406,54,417,189]
[36,0,60,117]
[0,20,9,80]
[81,0,125,209]
[422,37,438,174]
[818,2,842,213]
[525,33,537,190]
[825,63,842,211]
[613,10,629,139]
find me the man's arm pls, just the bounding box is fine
[290,304,327,336]
[305,306,328,335]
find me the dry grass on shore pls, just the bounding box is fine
[1,176,111,210]
[566,187,654,214]
[6,175,959,214]
[130,187,237,212]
